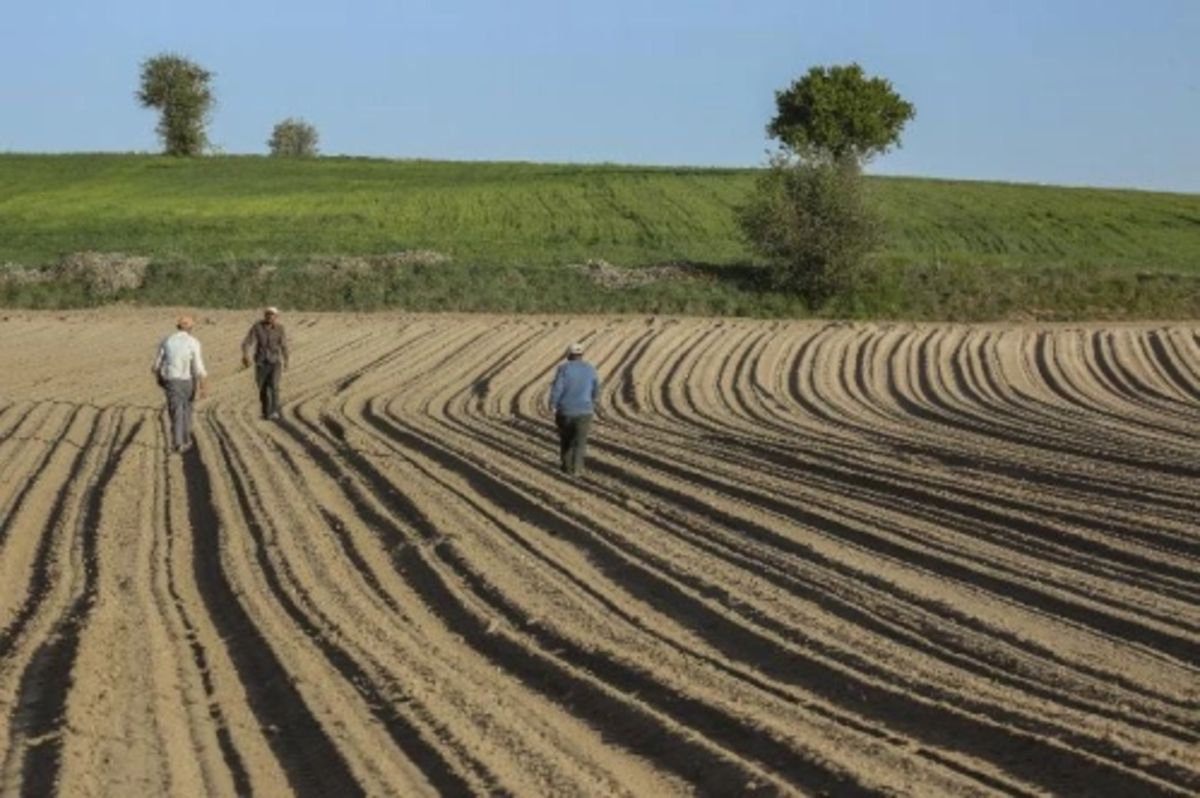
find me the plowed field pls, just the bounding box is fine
[0,309,1197,797]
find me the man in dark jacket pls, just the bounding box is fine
[549,342,601,476]
[241,306,290,419]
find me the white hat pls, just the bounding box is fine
[264,306,279,315]
[567,342,585,356]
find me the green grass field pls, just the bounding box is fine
[2,153,1198,319]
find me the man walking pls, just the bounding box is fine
[153,314,208,453]
[241,306,290,420]
[549,342,601,476]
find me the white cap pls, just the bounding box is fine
[265,306,279,315]
[567,342,585,356]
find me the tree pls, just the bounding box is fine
[268,117,320,157]
[767,63,915,165]
[136,53,215,157]
[740,63,914,306]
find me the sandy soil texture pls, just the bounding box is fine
[0,308,1197,797]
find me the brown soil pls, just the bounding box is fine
[0,308,1197,797]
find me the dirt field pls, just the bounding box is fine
[0,308,1197,797]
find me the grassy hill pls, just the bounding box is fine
[2,153,1198,319]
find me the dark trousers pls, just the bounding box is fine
[164,379,195,449]
[255,361,283,418]
[555,413,593,475]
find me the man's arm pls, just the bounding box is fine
[240,325,256,368]
[151,340,166,383]
[279,326,290,368]
[591,370,602,418]
[193,340,209,397]
[549,366,565,413]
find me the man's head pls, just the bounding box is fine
[566,342,585,360]
[264,306,279,325]
[176,315,195,331]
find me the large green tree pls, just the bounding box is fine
[768,62,915,165]
[136,53,215,157]
[741,63,914,307]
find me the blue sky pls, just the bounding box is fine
[3,0,1198,193]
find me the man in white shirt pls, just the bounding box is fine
[152,315,209,453]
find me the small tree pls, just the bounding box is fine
[741,63,914,306]
[268,117,320,157]
[136,53,215,157]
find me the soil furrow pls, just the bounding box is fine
[2,310,1197,796]
[296,405,864,794]
[356,407,1194,795]
[179,436,365,797]
[210,413,488,795]
[10,417,138,795]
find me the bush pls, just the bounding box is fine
[738,155,882,307]
[52,252,152,297]
[268,118,320,157]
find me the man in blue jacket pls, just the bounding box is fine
[549,342,601,476]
